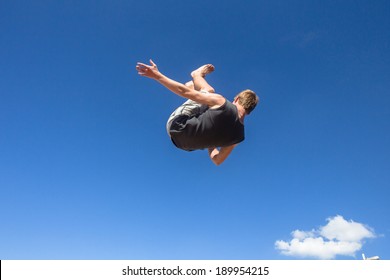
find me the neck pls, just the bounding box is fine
[235,103,246,123]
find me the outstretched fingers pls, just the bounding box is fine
[136,59,159,78]
[136,62,150,76]
[136,62,150,70]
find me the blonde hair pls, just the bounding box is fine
[235,89,259,115]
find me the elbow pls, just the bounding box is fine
[211,157,224,166]
[209,148,226,166]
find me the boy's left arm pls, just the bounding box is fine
[208,145,237,165]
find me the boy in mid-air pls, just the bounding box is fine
[136,60,259,165]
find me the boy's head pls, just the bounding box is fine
[235,89,259,115]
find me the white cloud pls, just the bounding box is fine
[320,215,375,242]
[275,215,376,259]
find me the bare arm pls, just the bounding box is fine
[136,60,225,107]
[208,145,236,165]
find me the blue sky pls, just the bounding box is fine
[1,0,389,259]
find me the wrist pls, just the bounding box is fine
[153,71,164,80]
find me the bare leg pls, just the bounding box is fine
[167,66,215,135]
[191,64,215,93]
[166,80,202,135]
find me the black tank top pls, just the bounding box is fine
[169,100,245,151]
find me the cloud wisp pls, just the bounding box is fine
[275,215,376,259]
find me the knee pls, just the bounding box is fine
[202,86,215,93]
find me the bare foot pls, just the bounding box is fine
[191,64,215,78]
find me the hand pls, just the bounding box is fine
[136,59,160,79]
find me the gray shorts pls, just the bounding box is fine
[166,90,209,135]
